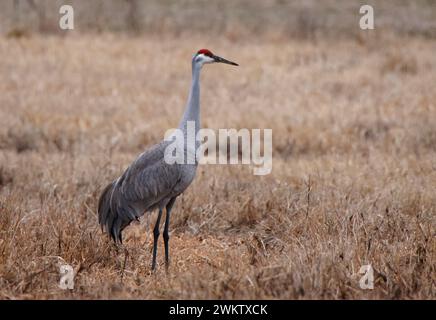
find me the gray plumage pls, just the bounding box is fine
[98,49,238,270]
[98,141,196,241]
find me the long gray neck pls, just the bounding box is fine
[178,60,201,135]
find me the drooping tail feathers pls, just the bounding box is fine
[98,181,117,242]
[98,177,143,244]
[97,180,125,244]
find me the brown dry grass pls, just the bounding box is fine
[0,19,435,299]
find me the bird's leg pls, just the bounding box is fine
[120,245,129,283]
[151,209,163,271]
[164,197,176,271]
[163,212,171,270]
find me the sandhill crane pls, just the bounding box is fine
[98,49,238,271]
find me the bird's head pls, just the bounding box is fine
[193,49,238,67]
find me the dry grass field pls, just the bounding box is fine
[0,1,435,299]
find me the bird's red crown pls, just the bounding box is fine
[197,49,213,57]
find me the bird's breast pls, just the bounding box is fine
[174,163,197,194]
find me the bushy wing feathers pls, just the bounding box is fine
[97,141,182,243]
[97,180,115,231]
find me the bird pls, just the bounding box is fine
[98,48,238,271]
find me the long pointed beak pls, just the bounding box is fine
[212,55,239,66]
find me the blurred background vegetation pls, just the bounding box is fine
[1,0,436,39]
[1,0,435,300]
